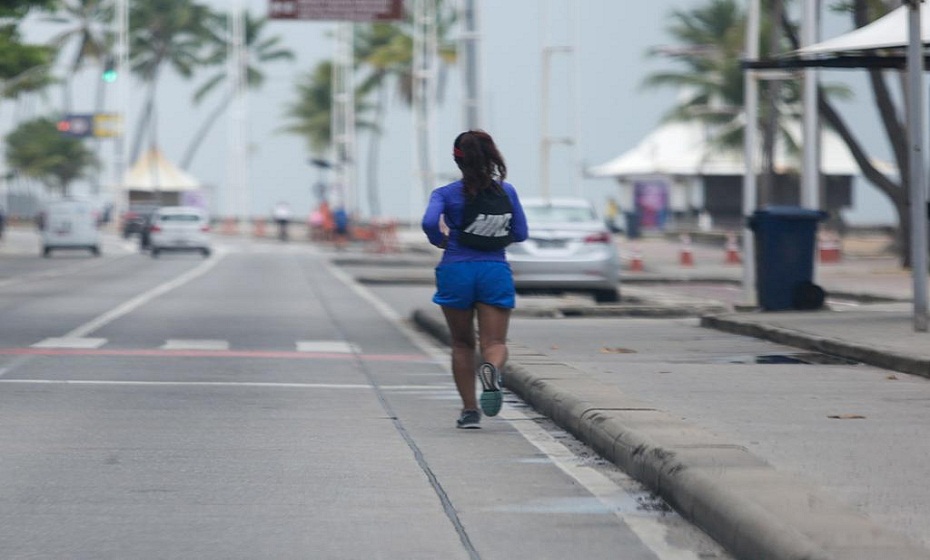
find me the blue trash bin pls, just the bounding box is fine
[748,206,827,311]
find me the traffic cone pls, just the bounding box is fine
[679,234,694,267]
[629,246,644,272]
[724,232,741,265]
[819,233,842,263]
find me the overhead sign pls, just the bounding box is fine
[268,0,403,21]
[56,113,122,139]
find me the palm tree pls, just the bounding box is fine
[5,116,98,196]
[353,1,457,216]
[282,61,336,158]
[127,0,214,163]
[178,10,294,169]
[44,0,113,112]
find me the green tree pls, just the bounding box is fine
[5,117,99,196]
[0,0,57,101]
[44,0,113,112]
[128,0,213,163]
[180,10,294,169]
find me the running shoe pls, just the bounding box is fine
[477,362,502,417]
[456,409,481,429]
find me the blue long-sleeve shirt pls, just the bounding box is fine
[421,180,528,264]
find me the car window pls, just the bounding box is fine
[159,214,201,222]
[523,205,596,224]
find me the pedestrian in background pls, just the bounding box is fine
[273,201,292,241]
[421,130,528,429]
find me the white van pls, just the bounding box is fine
[40,198,101,257]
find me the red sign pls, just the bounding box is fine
[269,0,403,21]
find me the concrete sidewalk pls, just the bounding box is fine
[403,230,930,559]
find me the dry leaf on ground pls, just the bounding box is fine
[601,347,637,354]
[827,414,867,420]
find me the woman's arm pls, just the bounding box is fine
[421,189,448,247]
[507,185,529,242]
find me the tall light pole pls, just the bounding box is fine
[742,0,761,306]
[413,0,438,216]
[461,0,481,130]
[114,0,129,216]
[801,0,820,211]
[905,0,928,331]
[227,0,248,225]
[332,22,356,214]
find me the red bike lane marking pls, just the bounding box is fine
[0,347,430,362]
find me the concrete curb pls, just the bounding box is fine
[701,314,930,380]
[411,306,930,560]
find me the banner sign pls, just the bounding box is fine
[634,179,670,230]
[269,0,403,21]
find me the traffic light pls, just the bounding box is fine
[56,114,94,138]
[102,57,117,83]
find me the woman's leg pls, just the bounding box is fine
[441,305,478,411]
[475,303,511,370]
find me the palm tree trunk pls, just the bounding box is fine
[180,90,234,170]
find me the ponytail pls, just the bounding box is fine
[452,130,507,199]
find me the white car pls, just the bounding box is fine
[507,197,621,303]
[149,206,211,258]
[40,198,101,257]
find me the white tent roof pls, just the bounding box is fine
[798,6,930,56]
[122,148,200,192]
[587,120,892,179]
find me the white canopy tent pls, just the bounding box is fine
[122,148,201,192]
[587,120,885,179]
[797,5,930,56]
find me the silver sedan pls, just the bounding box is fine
[507,197,621,303]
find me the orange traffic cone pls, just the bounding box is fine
[629,246,644,272]
[819,233,842,263]
[679,234,694,267]
[724,232,741,265]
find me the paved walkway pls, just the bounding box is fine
[401,228,930,560]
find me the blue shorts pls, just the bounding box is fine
[432,261,515,310]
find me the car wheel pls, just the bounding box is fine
[42,246,51,258]
[91,246,100,256]
[592,288,620,303]
[151,248,160,258]
[201,248,211,258]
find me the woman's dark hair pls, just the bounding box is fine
[453,130,507,198]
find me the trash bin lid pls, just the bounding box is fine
[752,206,828,221]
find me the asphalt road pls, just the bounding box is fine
[0,234,731,560]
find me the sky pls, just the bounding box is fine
[9,0,900,225]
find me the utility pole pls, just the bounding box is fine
[413,0,437,216]
[227,1,248,225]
[114,0,129,217]
[332,22,356,215]
[905,0,928,331]
[801,0,820,211]
[742,0,760,306]
[461,0,481,130]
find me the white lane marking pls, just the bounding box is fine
[296,340,358,353]
[31,337,107,349]
[502,405,703,560]
[0,379,443,390]
[64,251,226,338]
[161,339,230,351]
[325,259,701,560]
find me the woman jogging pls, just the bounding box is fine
[421,130,528,429]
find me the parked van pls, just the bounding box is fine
[40,198,101,257]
